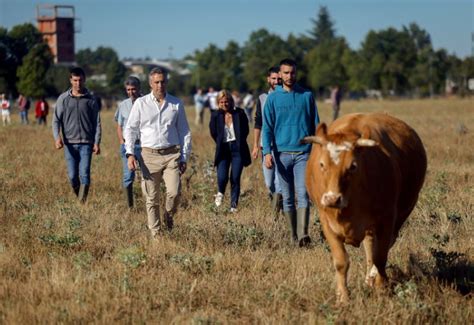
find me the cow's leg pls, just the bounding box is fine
[373,225,393,289]
[363,235,376,287]
[373,240,390,288]
[321,216,350,303]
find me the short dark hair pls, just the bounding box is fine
[70,67,85,78]
[268,66,279,76]
[279,58,297,69]
[149,67,168,80]
[124,76,141,88]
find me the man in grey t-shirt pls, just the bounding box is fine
[52,67,101,202]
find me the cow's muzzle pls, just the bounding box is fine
[321,191,346,209]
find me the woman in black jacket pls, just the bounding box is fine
[209,90,251,212]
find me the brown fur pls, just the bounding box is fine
[304,112,427,303]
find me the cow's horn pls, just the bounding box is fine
[301,136,325,145]
[355,138,377,147]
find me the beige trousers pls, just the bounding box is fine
[2,114,11,126]
[140,148,181,232]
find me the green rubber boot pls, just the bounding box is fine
[297,207,311,247]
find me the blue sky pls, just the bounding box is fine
[1,0,473,59]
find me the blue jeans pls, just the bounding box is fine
[274,152,309,212]
[244,108,253,123]
[20,111,29,124]
[217,141,243,208]
[261,150,281,196]
[120,143,142,187]
[64,144,93,188]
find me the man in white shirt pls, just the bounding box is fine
[124,68,192,237]
[207,87,218,111]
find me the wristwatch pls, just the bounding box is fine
[126,154,134,159]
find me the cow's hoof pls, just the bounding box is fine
[365,265,378,287]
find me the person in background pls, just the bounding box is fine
[1,93,11,126]
[52,67,101,203]
[206,87,219,111]
[115,76,143,208]
[231,90,242,108]
[17,94,31,125]
[124,68,191,237]
[35,96,49,126]
[262,58,319,247]
[209,90,251,213]
[193,88,207,126]
[242,91,255,124]
[252,66,282,217]
[331,85,342,121]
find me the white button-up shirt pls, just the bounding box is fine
[123,92,192,162]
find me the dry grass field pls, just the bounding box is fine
[0,98,472,323]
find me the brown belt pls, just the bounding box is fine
[142,145,179,155]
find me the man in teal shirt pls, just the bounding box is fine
[262,58,320,247]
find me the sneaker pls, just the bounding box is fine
[230,207,237,213]
[215,192,224,207]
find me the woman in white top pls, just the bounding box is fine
[209,90,251,212]
[1,93,11,126]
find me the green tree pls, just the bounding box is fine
[242,28,290,91]
[405,23,434,97]
[0,23,43,96]
[16,43,53,98]
[76,46,127,96]
[0,27,14,94]
[409,48,433,97]
[287,33,313,86]
[430,49,450,94]
[8,23,42,64]
[221,41,244,91]
[445,54,474,95]
[75,48,94,75]
[44,65,70,97]
[406,22,432,53]
[304,37,350,97]
[308,6,336,46]
[359,27,417,95]
[190,44,225,89]
[462,56,474,80]
[106,57,127,95]
[342,49,366,93]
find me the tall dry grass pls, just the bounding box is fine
[0,98,472,323]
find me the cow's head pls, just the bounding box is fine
[302,123,377,209]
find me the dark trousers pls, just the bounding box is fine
[217,141,243,208]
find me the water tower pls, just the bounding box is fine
[36,4,79,64]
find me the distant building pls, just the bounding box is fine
[122,59,193,81]
[36,4,79,64]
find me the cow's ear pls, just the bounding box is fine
[301,123,327,145]
[316,123,328,138]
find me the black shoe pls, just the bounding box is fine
[299,236,312,248]
[164,211,173,231]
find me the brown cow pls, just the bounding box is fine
[302,112,427,303]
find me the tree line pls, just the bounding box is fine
[1,6,473,100]
[188,7,473,98]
